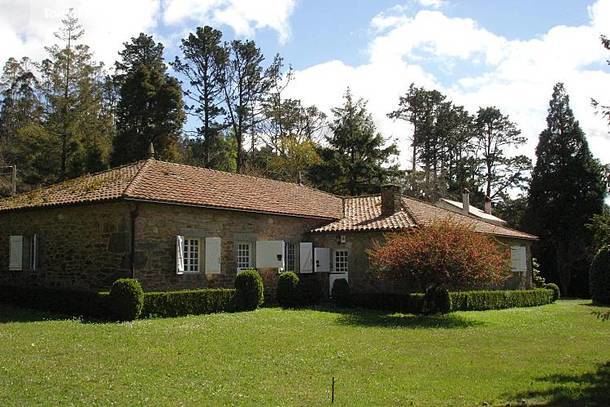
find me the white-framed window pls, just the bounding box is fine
[334,249,348,273]
[183,238,201,273]
[510,245,527,273]
[237,242,252,271]
[285,242,295,272]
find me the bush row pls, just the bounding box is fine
[142,288,236,318]
[333,280,556,314]
[449,288,555,311]
[0,270,265,320]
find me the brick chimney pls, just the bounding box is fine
[484,196,492,214]
[462,188,470,215]
[381,184,401,215]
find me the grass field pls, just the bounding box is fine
[0,300,609,406]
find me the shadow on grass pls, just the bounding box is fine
[506,362,610,406]
[311,306,483,329]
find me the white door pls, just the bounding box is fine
[314,247,330,273]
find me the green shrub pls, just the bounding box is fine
[233,269,264,311]
[277,272,300,307]
[331,278,350,306]
[449,289,554,311]
[142,289,235,318]
[590,246,610,305]
[297,274,323,305]
[543,283,561,302]
[422,286,452,314]
[0,285,108,318]
[109,279,144,321]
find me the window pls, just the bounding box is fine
[9,234,37,272]
[237,242,252,270]
[183,238,200,273]
[510,246,527,273]
[285,242,295,272]
[334,249,348,273]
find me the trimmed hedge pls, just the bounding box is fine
[347,289,555,314]
[422,286,452,314]
[233,269,264,311]
[142,289,236,318]
[544,283,561,302]
[296,274,323,305]
[449,289,555,311]
[277,272,300,307]
[0,285,108,318]
[109,279,144,321]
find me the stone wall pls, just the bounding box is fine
[132,202,328,292]
[0,201,133,290]
[312,231,534,294]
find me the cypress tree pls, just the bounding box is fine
[525,83,606,296]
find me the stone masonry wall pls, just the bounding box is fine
[0,201,133,291]
[132,202,328,292]
[312,231,534,294]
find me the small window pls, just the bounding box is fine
[237,242,252,271]
[183,238,200,273]
[334,249,348,273]
[285,242,295,272]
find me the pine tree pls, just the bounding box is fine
[310,89,400,195]
[172,26,228,169]
[40,9,113,179]
[111,33,185,166]
[525,83,606,296]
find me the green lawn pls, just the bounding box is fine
[0,300,609,406]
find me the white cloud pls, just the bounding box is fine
[0,0,160,67]
[162,0,296,43]
[0,0,295,70]
[418,0,445,9]
[287,0,610,168]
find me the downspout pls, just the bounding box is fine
[129,203,139,279]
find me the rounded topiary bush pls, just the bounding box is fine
[331,278,350,306]
[277,272,299,308]
[234,269,264,311]
[109,278,144,321]
[544,282,561,302]
[590,246,610,305]
[296,275,323,305]
[422,285,452,314]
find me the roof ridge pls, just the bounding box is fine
[123,158,154,197]
[151,159,342,198]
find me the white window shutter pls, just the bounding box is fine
[205,237,222,274]
[9,235,23,271]
[299,242,313,273]
[511,246,527,272]
[176,235,185,275]
[314,247,331,273]
[255,240,285,269]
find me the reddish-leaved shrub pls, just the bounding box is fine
[368,220,511,290]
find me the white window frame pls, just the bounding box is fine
[183,237,201,273]
[285,242,295,272]
[334,249,349,273]
[237,242,252,271]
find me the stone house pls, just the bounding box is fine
[0,159,536,295]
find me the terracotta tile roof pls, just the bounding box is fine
[312,196,416,232]
[0,159,343,219]
[313,195,537,240]
[0,161,146,212]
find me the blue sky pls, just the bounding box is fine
[1,0,609,169]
